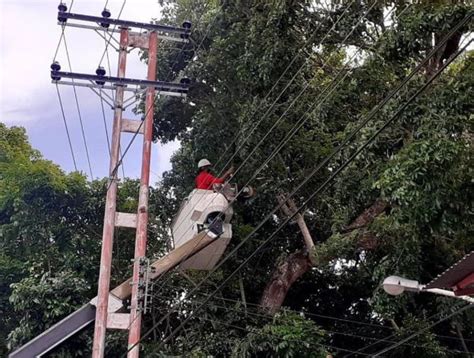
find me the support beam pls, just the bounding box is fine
[54,80,187,97]
[61,22,189,44]
[107,314,131,330]
[115,212,138,228]
[121,119,144,134]
[129,33,149,50]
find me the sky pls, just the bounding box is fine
[0,0,180,182]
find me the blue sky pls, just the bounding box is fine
[0,0,180,182]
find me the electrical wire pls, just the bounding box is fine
[62,34,94,178]
[372,303,473,357]
[52,0,74,62]
[53,0,77,172]
[194,316,375,357]
[55,84,78,171]
[191,292,474,344]
[173,297,474,355]
[99,89,112,157]
[150,12,470,322]
[149,279,474,351]
[215,0,359,175]
[127,7,442,338]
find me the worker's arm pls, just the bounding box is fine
[219,165,234,181]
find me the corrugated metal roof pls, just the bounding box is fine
[425,251,474,289]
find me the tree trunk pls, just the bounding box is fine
[260,199,389,314]
[260,250,313,315]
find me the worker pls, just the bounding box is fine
[195,159,234,190]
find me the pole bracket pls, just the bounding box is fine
[115,212,138,228]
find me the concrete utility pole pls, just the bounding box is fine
[93,27,129,357]
[128,30,157,358]
[51,4,191,357]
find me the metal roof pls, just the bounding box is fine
[425,251,474,290]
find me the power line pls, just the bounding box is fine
[53,0,74,62]
[99,89,112,156]
[372,303,473,357]
[55,84,78,171]
[148,276,474,352]
[215,0,360,175]
[168,0,359,237]
[179,298,474,355]
[194,316,375,357]
[196,1,357,177]
[191,293,474,344]
[98,89,126,179]
[151,291,472,356]
[130,35,471,353]
[53,0,78,173]
[343,303,464,357]
[63,34,94,178]
[225,0,380,181]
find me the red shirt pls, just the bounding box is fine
[195,171,224,190]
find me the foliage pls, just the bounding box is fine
[231,312,327,357]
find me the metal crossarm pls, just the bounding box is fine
[58,11,191,35]
[52,70,189,94]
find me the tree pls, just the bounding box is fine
[138,0,474,356]
[1,0,473,356]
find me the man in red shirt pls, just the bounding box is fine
[195,159,234,190]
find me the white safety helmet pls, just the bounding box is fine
[198,158,212,169]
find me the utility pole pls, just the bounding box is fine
[128,30,157,358]
[52,4,191,357]
[93,26,129,358]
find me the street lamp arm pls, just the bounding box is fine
[424,288,474,304]
[383,275,474,303]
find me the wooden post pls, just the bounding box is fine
[277,194,315,252]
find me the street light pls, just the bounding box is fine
[383,275,474,303]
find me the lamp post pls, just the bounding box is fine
[383,276,474,304]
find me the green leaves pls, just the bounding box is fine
[231,312,327,358]
[8,271,90,349]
